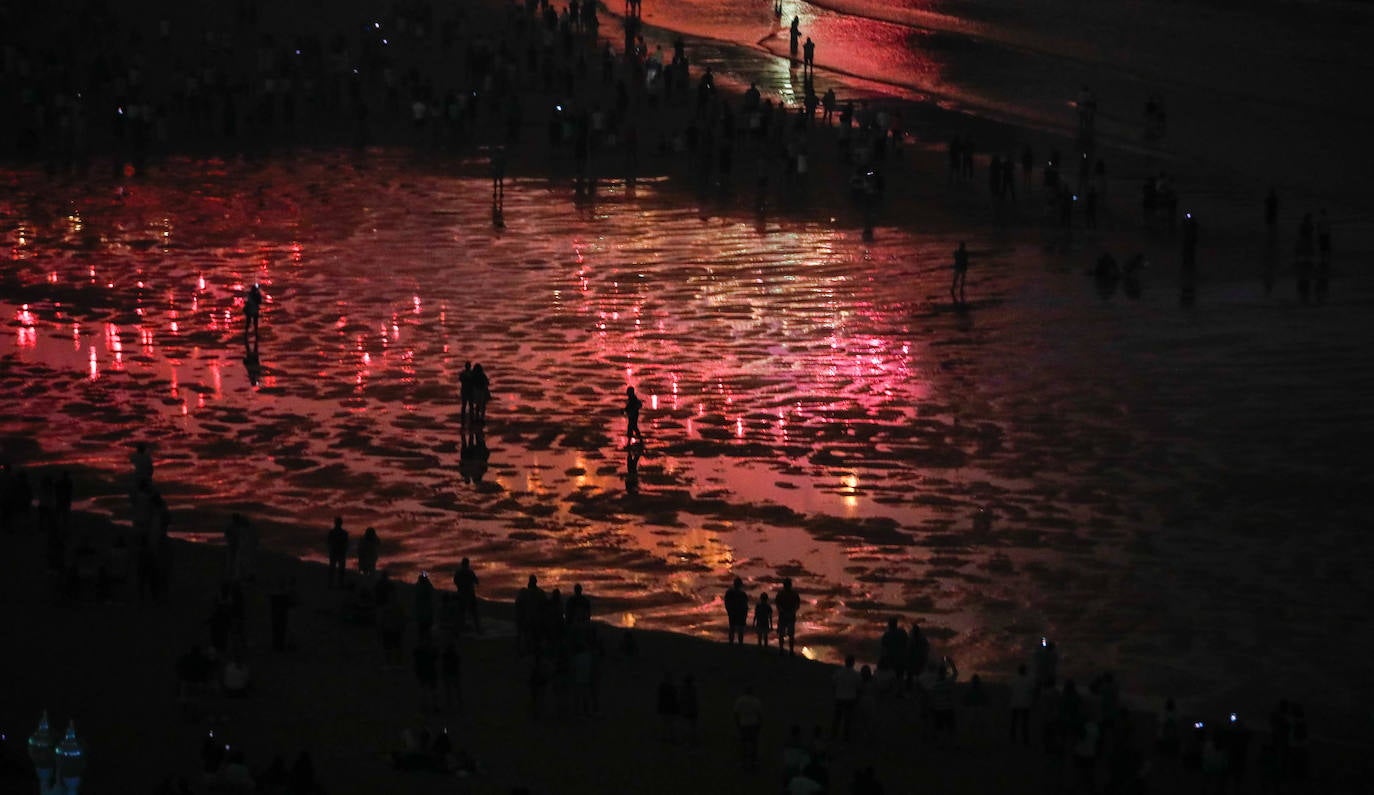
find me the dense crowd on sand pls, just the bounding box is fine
[1,451,1328,794]
[4,0,1340,307]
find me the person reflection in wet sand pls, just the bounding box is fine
[459,428,490,484]
[625,443,642,495]
[623,386,644,445]
[243,349,262,387]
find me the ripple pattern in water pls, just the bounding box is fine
[4,152,1373,723]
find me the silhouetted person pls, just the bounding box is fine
[358,526,380,575]
[470,364,491,423]
[452,557,481,633]
[880,617,908,678]
[244,283,262,346]
[950,241,969,304]
[754,593,772,646]
[566,583,591,624]
[623,386,644,444]
[414,571,436,641]
[724,577,749,643]
[774,578,801,656]
[802,37,815,75]
[458,362,474,422]
[326,517,348,587]
[789,17,801,60]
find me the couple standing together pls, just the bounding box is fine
[458,363,491,423]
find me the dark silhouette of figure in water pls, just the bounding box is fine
[623,386,644,444]
[789,17,801,61]
[802,38,815,77]
[625,443,642,495]
[950,241,969,305]
[460,428,490,484]
[243,350,262,386]
[244,283,262,348]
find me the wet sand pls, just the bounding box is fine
[4,0,1374,775]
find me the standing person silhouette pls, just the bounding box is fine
[774,578,801,656]
[244,283,262,348]
[754,593,773,647]
[452,557,482,634]
[802,37,815,77]
[471,364,490,423]
[326,517,349,588]
[950,241,970,305]
[789,17,801,61]
[723,577,750,644]
[623,386,644,445]
[458,362,474,424]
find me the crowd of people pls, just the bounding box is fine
[3,439,1327,794]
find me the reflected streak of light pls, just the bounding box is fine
[621,612,637,628]
[88,347,98,380]
[211,362,222,398]
[651,394,658,411]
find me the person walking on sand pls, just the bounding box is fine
[326,516,349,588]
[774,577,801,656]
[623,386,644,444]
[802,37,815,76]
[724,577,750,644]
[950,241,970,304]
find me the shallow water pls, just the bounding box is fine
[3,151,1373,730]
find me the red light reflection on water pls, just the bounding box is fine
[1,158,966,670]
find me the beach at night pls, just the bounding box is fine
[4,0,1373,791]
